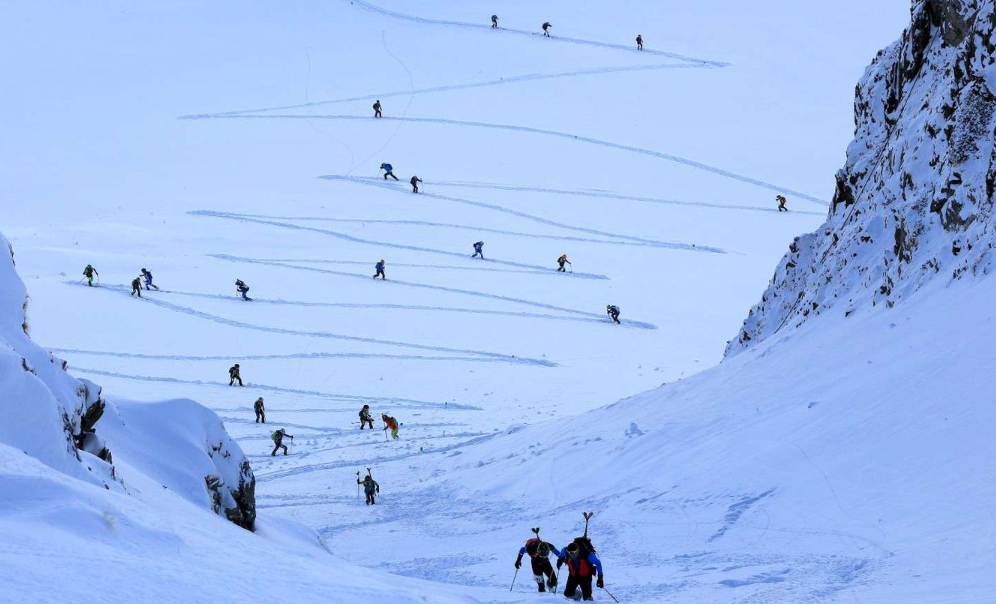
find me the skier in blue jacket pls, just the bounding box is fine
[380,163,399,181]
[557,541,604,601]
[140,268,159,291]
[472,241,484,259]
[373,259,386,280]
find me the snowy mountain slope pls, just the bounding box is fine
[1,0,917,602]
[729,0,996,353]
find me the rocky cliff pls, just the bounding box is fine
[728,0,996,354]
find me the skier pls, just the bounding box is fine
[140,268,159,290]
[254,397,266,423]
[491,14,498,28]
[373,259,386,280]
[229,363,243,387]
[270,428,294,456]
[556,539,604,602]
[380,163,399,181]
[776,194,788,212]
[515,529,562,593]
[410,175,422,193]
[373,99,382,118]
[382,413,400,439]
[636,34,643,50]
[542,22,552,37]
[130,277,143,298]
[472,241,485,259]
[235,279,251,301]
[357,472,380,505]
[359,404,375,429]
[82,264,99,287]
[557,254,571,272]
[606,304,621,324]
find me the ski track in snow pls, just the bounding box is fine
[50,347,532,364]
[214,211,674,249]
[311,179,726,253]
[191,63,720,118]
[65,282,560,366]
[223,257,578,275]
[342,0,729,66]
[207,255,659,329]
[389,178,828,216]
[72,366,482,410]
[179,112,827,205]
[193,207,704,255]
[54,286,641,327]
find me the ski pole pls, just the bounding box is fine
[509,567,519,592]
[602,586,620,603]
[553,566,561,594]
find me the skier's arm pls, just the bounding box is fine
[548,545,563,558]
[589,553,603,576]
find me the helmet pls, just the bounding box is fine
[234,363,240,368]
[141,268,147,272]
[566,542,579,555]
[380,259,385,263]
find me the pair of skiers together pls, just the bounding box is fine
[379,163,422,193]
[359,405,400,438]
[129,268,158,297]
[515,532,605,600]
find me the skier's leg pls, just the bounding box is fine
[563,576,579,599]
[271,444,279,456]
[531,558,546,591]
[282,444,288,455]
[540,559,556,588]
[238,377,244,386]
[580,576,593,600]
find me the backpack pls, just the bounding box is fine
[570,536,595,558]
[270,431,280,443]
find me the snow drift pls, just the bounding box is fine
[0,232,256,528]
[728,0,996,353]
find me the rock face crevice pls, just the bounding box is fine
[728,0,996,355]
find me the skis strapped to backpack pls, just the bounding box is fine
[571,511,597,557]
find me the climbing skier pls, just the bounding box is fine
[130,277,142,298]
[776,194,788,212]
[229,363,243,387]
[491,14,499,28]
[359,404,374,429]
[140,268,159,290]
[472,241,485,259]
[380,163,399,181]
[515,529,562,593]
[556,539,604,601]
[636,34,643,50]
[373,259,386,280]
[542,22,552,37]
[270,428,293,456]
[373,100,382,118]
[357,472,380,505]
[606,304,621,324]
[254,397,266,423]
[82,264,99,287]
[410,175,422,193]
[382,413,400,439]
[235,279,251,301]
[557,254,571,272]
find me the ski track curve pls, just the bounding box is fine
[193,207,703,255]
[53,285,651,327]
[191,210,619,275]
[179,113,827,206]
[217,211,675,249]
[310,179,726,253]
[208,255,659,329]
[342,0,729,66]
[393,178,828,216]
[66,282,559,366]
[72,366,482,411]
[189,63,720,118]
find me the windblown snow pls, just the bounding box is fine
[4,1,991,603]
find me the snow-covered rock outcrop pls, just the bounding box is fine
[728,0,996,354]
[0,232,255,529]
